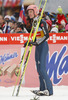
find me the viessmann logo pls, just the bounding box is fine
[48,34,68,43]
[10,35,33,43]
[0,34,33,43]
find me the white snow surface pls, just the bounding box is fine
[0,86,68,100]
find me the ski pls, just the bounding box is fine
[16,0,47,96]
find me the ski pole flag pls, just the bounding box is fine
[18,4,27,24]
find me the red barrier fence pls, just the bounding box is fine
[0,33,68,44]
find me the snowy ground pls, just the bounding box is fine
[0,86,68,100]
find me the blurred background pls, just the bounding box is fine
[0,0,68,16]
[0,0,36,16]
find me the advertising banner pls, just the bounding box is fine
[0,33,68,87]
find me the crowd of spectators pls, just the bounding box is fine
[0,6,68,34]
[0,14,28,34]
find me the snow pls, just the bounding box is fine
[0,86,68,100]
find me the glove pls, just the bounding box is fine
[23,41,32,47]
[23,40,37,47]
[29,41,37,46]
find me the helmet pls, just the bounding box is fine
[27,5,39,16]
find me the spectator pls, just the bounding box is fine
[3,15,11,33]
[10,16,16,33]
[56,20,66,33]
[57,6,63,14]
[49,13,56,24]
[15,22,27,33]
[4,15,11,22]
[65,24,68,33]
[50,27,58,33]
[13,12,19,21]
[0,15,4,33]
[46,19,52,32]
[56,6,67,24]
[1,7,68,34]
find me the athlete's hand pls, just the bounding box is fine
[23,41,28,47]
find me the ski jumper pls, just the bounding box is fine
[35,19,53,95]
[26,5,53,95]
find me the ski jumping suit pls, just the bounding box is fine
[34,19,53,95]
